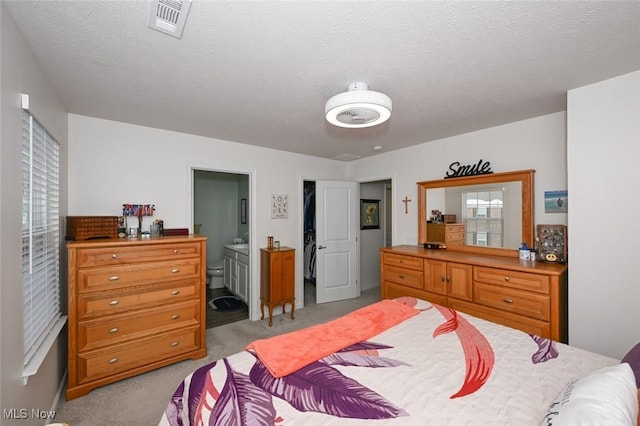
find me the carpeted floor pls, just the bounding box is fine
[206,287,248,329]
[53,286,381,426]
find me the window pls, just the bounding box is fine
[462,189,504,247]
[22,109,64,374]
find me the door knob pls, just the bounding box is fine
[318,245,327,250]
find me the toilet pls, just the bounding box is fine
[206,261,224,289]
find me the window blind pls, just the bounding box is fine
[22,109,61,366]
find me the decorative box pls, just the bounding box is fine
[443,214,457,223]
[65,216,118,240]
[536,224,567,263]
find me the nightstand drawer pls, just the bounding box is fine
[383,253,422,271]
[76,242,202,267]
[474,282,550,321]
[78,279,200,319]
[78,258,201,293]
[474,266,549,294]
[77,300,200,351]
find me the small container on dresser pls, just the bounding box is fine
[260,247,295,326]
[66,235,207,400]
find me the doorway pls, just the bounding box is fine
[301,178,391,307]
[193,169,250,328]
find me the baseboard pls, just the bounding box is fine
[52,369,67,414]
[361,282,380,292]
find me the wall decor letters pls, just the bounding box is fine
[445,159,493,179]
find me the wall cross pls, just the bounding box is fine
[402,196,412,214]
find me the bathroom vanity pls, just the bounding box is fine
[223,244,249,303]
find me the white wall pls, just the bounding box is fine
[1,5,69,424]
[567,70,640,359]
[67,115,347,320]
[349,112,569,247]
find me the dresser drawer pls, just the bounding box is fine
[474,266,550,294]
[78,258,201,293]
[78,279,200,319]
[383,265,423,289]
[445,224,464,233]
[383,253,422,271]
[77,300,200,352]
[474,282,550,321]
[76,327,200,384]
[76,242,202,267]
[445,232,465,242]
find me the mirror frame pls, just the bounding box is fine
[418,169,535,257]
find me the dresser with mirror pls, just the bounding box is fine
[380,169,569,342]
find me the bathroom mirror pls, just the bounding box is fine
[417,169,535,256]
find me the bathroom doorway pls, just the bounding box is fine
[193,169,250,328]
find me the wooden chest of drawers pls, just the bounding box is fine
[66,235,207,400]
[380,245,567,342]
[426,223,465,245]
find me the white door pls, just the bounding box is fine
[315,180,359,303]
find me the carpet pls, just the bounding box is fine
[208,296,246,312]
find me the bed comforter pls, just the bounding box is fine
[159,297,619,425]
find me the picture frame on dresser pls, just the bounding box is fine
[360,199,380,230]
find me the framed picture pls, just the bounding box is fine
[240,198,247,224]
[271,194,288,219]
[544,190,568,213]
[360,199,381,230]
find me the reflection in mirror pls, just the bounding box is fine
[426,181,521,248]
[418,170,535,256]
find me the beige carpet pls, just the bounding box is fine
[53,287,380,426]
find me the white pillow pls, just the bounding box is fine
[541,363,639,426]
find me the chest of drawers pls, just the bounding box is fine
[66,236,207,400]
[426,223,465,245]
[380,245,567,342]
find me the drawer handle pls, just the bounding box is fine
[399,260,404,264]
[446,276,451,282]
[109,327,119,333]
[109,300,119,306]
[171,268,180,273]
[441,275,446,282]
[111,253,117,259]
[503,277,510,282]
[398,274,405,279]
[109,276,119,281]
[171,341,180,347]
[503,298,514,304]
[171,314,180,320]
[174,249,178,254]
[108,358,119,364]
[171,290,180,295]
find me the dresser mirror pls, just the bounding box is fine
[417,169,535,256]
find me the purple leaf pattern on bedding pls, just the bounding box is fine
[339,341,393,352]
[164,381,184,426]
[187,360,218,425]
[530,335,559,363]
[249,359,409,419]
[211,358,277,425]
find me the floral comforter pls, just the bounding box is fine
[159,298,617,425]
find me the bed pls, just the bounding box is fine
[159,297,639,425]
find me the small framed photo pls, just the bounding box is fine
[360,199,381,230]
[544,190,568,213]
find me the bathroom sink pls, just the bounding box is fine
[225,243,249,254]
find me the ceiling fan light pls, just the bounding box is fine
[325,82,392,128]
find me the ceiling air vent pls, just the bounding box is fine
[148,0,192,39]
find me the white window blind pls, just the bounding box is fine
[22,109,62,367]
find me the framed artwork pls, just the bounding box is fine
[240,198,247,224]
[544,190,568,213]
[271,194,288,219]
[360,199,381,230]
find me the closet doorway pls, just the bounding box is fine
[302,178,392,307]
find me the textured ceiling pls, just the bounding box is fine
[5,1,640,160]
